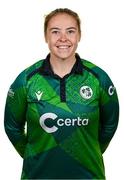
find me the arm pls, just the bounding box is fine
[4,72,27,158]
[99,73,119,153]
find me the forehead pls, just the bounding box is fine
[47,13,78,28]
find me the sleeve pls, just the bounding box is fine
[4,71,27,158]
[99,72,119,154]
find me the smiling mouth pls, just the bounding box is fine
[56,45,71,49]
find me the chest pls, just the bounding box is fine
[26,73,99,122]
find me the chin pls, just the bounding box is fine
[57,55,71,60]
[56,52,75,60]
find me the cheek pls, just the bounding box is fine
[70,38,80,45]
[46,40,57,51]
[45,35,58,44]
[69,34,80,43]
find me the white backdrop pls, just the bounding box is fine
[0,0,123,179]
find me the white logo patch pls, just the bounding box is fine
[80,86,93,99]
[39,112,89,133]
[35,91,43,101]
[108,85,115,96]
[8,88,15,98]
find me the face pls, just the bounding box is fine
[45,13,81,60]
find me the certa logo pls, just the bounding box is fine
[39,113,89,133]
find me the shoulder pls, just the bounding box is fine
[81,59,114,86]
[11,59,44,88]
[81,59,118,101]
[25,59,44,80]
[82,59,107,77]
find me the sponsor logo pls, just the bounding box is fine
[39,112,89,133]
[35,90,43,101]
[80,86,93,99]
[108,85,115,96]
[8,88,15,98]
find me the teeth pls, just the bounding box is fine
[57,45,70,49]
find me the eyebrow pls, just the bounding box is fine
[49,27,77,31]
[66,27,77,30]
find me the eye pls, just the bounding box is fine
[51,30,60,34]
[67,30,75,34]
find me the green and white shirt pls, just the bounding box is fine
[4,54,119,179]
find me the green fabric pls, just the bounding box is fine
[4,58,119,179]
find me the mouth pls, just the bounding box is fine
[56,45,71,49]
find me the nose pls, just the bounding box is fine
[59,33,67,42]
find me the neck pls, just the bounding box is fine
[50,54,76,78]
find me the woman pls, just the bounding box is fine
[4,8,119,179]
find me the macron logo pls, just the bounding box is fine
[35,91,43,101]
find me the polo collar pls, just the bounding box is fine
[40,53,83,76]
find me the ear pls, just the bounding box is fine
[44,34,48,43]
[78,33,81,42]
